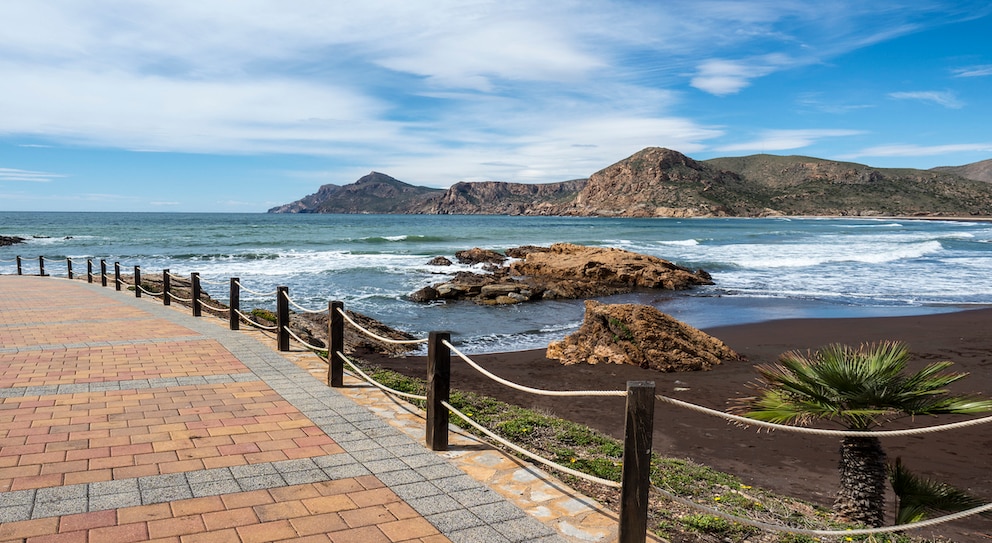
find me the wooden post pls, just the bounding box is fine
[276,286,290,351]
[229,277,240,330]
[133,266,141,298]
[191,273,202,317]
[87,259,93,283]
[163,269,171,306]
[38,256,45,277]
[67,258,73,279]
[328,301,344,387]
[16,256,22,275]
[114,262,121,291]
[426,331,451,451]
[618,381,656,543]
[100,260,107,286]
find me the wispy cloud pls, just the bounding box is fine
[953,64,992,77]
[846,143,992,158]
[0,168,66,182]
[888,90,964,109]
[717,129,864,153]
[690,55,790,96]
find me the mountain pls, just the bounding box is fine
[268,149,992,217]
[932,158,992,183]
[266,171,442,214]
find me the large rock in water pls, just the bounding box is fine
[547,301,742,371]
[511,243,712,290]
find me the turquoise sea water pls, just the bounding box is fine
[2,212,991,352]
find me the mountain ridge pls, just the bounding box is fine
[268,148,992,217]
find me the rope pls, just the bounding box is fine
[199,300,230,313]
[336,307,428,345]
[118,279,133,287]
[167,272,187,281]
[655,394,992,437]
[651,484,992,536]
[283,292,329,314]
[233,280,278,297]
[444,340,626,398]
[198,277,228,286]
[137,285,164,297]
[168,292,193,303]
[337,351,429,401]
[441,400,622,488]
[234,309,278,331]
[284,326,326,352]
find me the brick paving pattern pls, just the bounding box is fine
[0,275,567,543]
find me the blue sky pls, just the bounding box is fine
[1,1,991,212]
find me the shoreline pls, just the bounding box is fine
[366,307,992,538]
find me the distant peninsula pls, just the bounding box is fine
[268,148,992,218]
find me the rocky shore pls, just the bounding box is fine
[0,235,26,247]
[410,243,712,305]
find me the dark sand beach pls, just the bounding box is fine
[366,307,992,539]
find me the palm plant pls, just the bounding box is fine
[732,341,992,527]
[889,457,990,525]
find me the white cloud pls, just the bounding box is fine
[690,54,792,96]
[0,168,66,182]
[888,90,964,109]
[953,64,992,77]
[848,143,992,158]
[717,129,865,153]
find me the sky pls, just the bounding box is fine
[1,1,991,212]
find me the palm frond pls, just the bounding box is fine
[890,457,990,524]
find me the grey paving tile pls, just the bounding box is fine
[32,498,87,518]
[190,478,242,497]
[90,492,141,511]
[445,525,512,543]
[426,509,486,532]
[141,485,194,505]
[90,478,138,496]
[375,469,426,486]
[470,500,526,523]
[237,474,286,491]
[449,487,503,508]
[0,504,33,523]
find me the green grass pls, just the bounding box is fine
[356,362,939,543]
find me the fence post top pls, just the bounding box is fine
[626,381,655,390]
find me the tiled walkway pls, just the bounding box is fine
[0,275,623,543]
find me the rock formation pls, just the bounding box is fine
[1,236,26,247]
[409,243,712,305]
[268,148,992,218]
[547,300,743,371]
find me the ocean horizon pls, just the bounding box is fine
[3,211,991,353]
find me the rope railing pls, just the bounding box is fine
[198,276,228,286]
[337,306,430,345]
[233,280,278,297]
[443,339,625,398]
[167,271,188,281]
[337,351,429,401]
[137,284,164,297]
[284,326,327,352]
[168,292,194,303]
[234,309,278,331]
[283,292,329,314]
[199,300,230,313]
[441,399,622,488]
[651,483,992,536]
[655,394,992,437]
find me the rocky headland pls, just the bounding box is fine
[410,243,712,305]
[269,147,992,218]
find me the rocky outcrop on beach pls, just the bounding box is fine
[0,236,26,247]
[409,243,712,305]
[266,172,442,214]
[547,300,742,371]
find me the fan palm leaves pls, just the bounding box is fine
[732,341,992,527]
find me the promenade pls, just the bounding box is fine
[0,276,620,543]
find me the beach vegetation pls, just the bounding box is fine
[250,308,276,322]
[889,457,990,525]
[733,341,992,527]
[356,363,917,542]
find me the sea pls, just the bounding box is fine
[2,212,991,353]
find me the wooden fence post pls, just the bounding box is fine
[162,269,171,305]
[38,256,45,277]
[16,256,22,275]
[618,381,655,543]
[67,258,73,279]
[114,262,121,291]
[87,259,93,283]
[276,286,290,351]
[191,273,202,317]
[100,260,107,286]
[426,331,451,451]
[229,278,240,330]
[134,266,141,298]
[328,301,344,387]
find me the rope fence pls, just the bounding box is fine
[5,253,991,541]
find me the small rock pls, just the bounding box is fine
[427,256,452,266]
